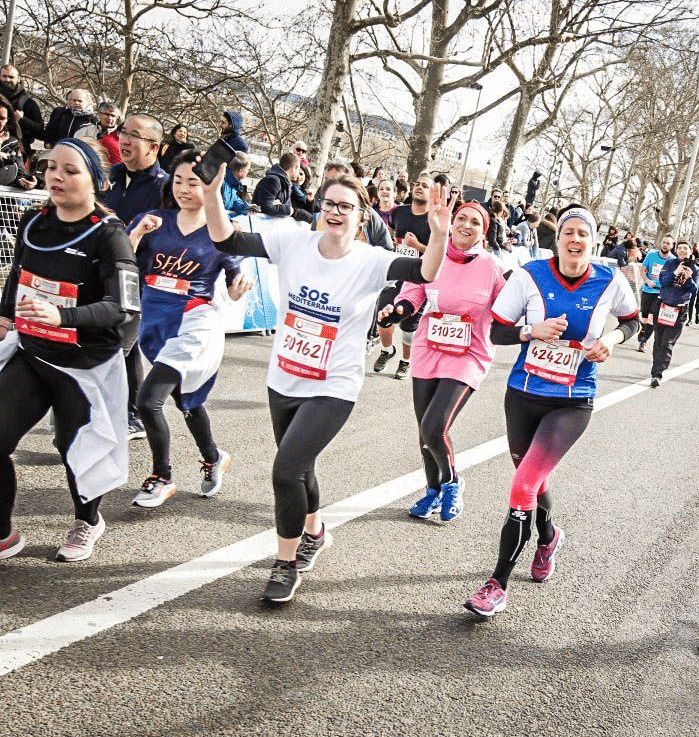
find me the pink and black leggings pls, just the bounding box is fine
[492,387,592,588]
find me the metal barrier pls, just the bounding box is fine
[0,186,48,288]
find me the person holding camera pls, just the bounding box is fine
[649,240,699,388]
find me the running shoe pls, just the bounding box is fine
[637,341,646,353]
[261,561,300,602]
[296,525,333,572]
[200,450,231,498]
[531,525,565,583]
[128,413,146,440]
[0,528,25,560]
[132,475,177,508]
[650,377,660,388]
[394,359,410,380]
[408,487,442,518]
[464,578,508,617]
[56,513,106,562]
[373,346,396,372]
[440,476,464,521]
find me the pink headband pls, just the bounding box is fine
[453,202,490,235]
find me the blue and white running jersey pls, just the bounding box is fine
[492,258,638,398]
[130,209,242,300]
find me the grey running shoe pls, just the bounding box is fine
[200,450,231,498]
[128,413,146,440]
[373,346,396,372]
[261,561,300,602]
[132,475,176,508]
[56,513,106,562]
[296,526,333,572]
[394,359,410,380]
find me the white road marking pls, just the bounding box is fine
[1,357,699,676]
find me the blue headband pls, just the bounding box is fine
[55,137,105,191]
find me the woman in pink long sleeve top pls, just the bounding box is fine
[379,202,505,522]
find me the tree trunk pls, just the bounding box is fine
[405,1,447,180]
[630,168,649,235]
[118,0,137,115]
[654,163,685,243]
[305,0,359,185]
[495,87,534,190]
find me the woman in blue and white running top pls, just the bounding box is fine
[127,149,252,509]
[464,204,640,618]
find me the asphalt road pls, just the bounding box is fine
[1,322,698,737]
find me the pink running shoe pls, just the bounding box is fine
[531,525,565,583]
[0,528,25,560]
[464,578,507,617]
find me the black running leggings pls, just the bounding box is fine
[268,388,354,539]
[412,377,472,489]
[0,350,102,538]
[136,362,218,478]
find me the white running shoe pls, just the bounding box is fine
[56,513,106,562]
[132,475,177,508]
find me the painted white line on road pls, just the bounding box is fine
[1,357,699,676]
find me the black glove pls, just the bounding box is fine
[378,300,414,328]
[291,209,314,224]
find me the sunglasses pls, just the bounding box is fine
[296,148,307,154]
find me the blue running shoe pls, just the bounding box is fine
[408,487,442,518]
[440,476,464,521]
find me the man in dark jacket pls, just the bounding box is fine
[42,89,98,147]
[101,113,169,441]
[220,111,248,152]
[103,113,169,226]
[0,65,43,156]
[253,152,311,220]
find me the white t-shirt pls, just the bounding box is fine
[262,230,400,401]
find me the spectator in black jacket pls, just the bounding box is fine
[253,152,312,222]
[219,111,248,152]
[43,89,97,147]
[0,65,43,156]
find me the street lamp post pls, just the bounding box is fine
[482,160,491,190]
[457,84,483,191]
[597,144,616,223]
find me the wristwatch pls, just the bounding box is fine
[521,324,533,341]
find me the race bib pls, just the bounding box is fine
[650,263,663,280]
[426,313,472,355]
[277,313,337,380]
[394,239,419,259]
[15,269,78,344]
[524,339,584,386]
[145,274,190,295]
[657,303,679,326]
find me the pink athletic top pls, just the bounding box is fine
[397,247,505,389]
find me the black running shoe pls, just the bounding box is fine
[373,346,396,372]
[296,526,333,572]
[394,359,410,380]
[261,561,300,602]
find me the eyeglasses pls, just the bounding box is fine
[320,198,362,215]
[118,129,157,144]
[295,148,307,154]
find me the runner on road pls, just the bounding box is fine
[127,150,252,508]
[0,138,139,562]
[202,163,454,603]
[378,201,505,522]
[637,235,674,353]
[648,240,698,388]
[464,204,639,617]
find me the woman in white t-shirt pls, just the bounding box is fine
[201,164,453,603]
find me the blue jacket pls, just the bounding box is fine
[221,170,249,215]
[608,244,628,267]
[658,256,699,306]
[103,161,170,227]
[222,111,248,153]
